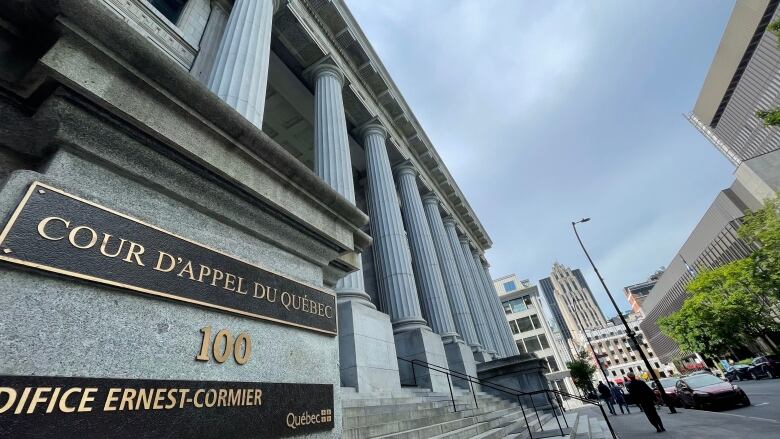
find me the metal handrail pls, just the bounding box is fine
[397,356,618,439]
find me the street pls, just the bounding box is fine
[575,378,780,438]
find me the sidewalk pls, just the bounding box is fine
[573,404,779,439]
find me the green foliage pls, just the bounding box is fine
[756,109,780,126]
[739,194,780,300]
[736,358,753,365]
[659,194,780,358]
[566,351,597,393]
[770,19,780,47]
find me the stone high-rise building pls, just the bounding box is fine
[549,263,606,344]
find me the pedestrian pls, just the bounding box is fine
[597,381,616,415]
[610,383,630,414]
[626,372,665,432]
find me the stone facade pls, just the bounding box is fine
[0,0,546,436]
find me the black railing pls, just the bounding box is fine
[397,356,618,439]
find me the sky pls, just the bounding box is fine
[345,0,738,317]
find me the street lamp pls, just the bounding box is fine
[572,218,677,414]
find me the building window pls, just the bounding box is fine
[504,298,528,313]
[516,341,526,353]
[611,370,617,376]
[503,280,517,292]
[524,336,542,352]
[538,334,550,349]
[530,314,541,329]
[149,0,188,23]
[545,356,559,372]
[510,320,520,335]
[515,316,534,332]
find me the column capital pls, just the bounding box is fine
[441,216,456,228]
[358,120,388,141]
[421,192,440,207]
[393,160,418,178]
[305,57,345,87]
[458,236,470,246]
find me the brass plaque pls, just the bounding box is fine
[0,182,337,335]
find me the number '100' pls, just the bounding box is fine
[196,326,251,365]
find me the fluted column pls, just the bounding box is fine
[443,217,497,355]
[311,63,373,307]
[208,0,279,128]
[474,252,520,356]
[362,124,427,332]
[395,163,459,340]
[191,1,230,83]
[460,238,508,358]
[422,195,482,349]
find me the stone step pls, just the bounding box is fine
[343,401,512,429]
[343,395,508,418]
[370,405,522,439]
[430,407,548,439]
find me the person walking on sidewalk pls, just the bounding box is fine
[626,372,665,432]
[610,383,630,414]
[597,381,616,415]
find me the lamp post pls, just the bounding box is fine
[572,218,677,414]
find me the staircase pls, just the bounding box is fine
[342,386,570,439]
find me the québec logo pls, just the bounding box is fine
[286,409,332,429]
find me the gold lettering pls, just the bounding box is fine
[178,260,195,280]
[325,306,334,319]
[119,388,136,411]
[236,277,248,295]
[204,389,217,408]
[211,269,224,287]
[26,387,51,414]
[104,388,121,411]
[193,389,205,408]
[45,387,62,413]
[253,282,266,299]
[154,251,177,272]
[59,387,81,413]
[255,389,262,406]
[99,233,127,258]
[177,389,190,408]
[78,388,97,412]
[68,226,98,249]
[228,389,242,406]
[153,388,166,410]
[37,217,69,241]
[165,389,178,409]
[136,388,153,410]
[224,273,236,291]
[217,389,227,407]
[197,265,212,283]
[14,387,30,414]
[123,242,146,266]
[0,387,17,413]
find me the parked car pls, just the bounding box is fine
[652,377,682,407]
[748,355,780,379]
[724,365,753,382]
[676,374,750,410]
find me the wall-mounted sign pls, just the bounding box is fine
[0,375,334,438]
[0,182,337,335]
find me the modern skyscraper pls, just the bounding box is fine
[688,0,780,167]
[539,277,572,341]
[623,270,663,318]
[549,263,606,344]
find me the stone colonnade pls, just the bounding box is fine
[191,0,519,390]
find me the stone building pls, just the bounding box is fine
[0,1,556,437]
[495,274,577,397]
[548,263,606,349]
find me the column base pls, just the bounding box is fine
[444,339,478,389]
[339,300,401,394]
[394,327,450,393]
[477,354,552,408]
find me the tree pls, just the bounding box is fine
[566,351,597,394]
[756,21,780,125]
[739,193,780,300]
[659,194,780,357]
